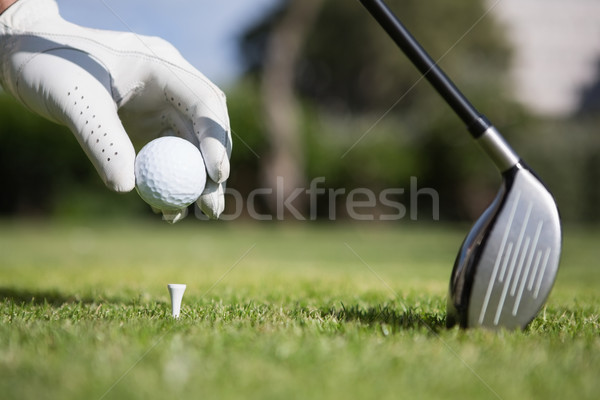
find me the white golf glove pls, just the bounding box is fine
[0,0,231,220]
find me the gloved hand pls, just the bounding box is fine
[0,0,231,220]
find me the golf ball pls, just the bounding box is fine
[135,136,206,211]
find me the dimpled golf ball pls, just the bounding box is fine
[135,136,206,211]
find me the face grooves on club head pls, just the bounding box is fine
[448,164,562,330]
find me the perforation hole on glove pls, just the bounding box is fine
[67,84,119,164]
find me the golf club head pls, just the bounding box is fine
[447,163,561,330]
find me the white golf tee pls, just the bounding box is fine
[167,284,186,318]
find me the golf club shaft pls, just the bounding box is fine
[359,0,490,137]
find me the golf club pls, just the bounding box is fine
[359,0,562,329]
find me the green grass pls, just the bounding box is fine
[1,220,599,400]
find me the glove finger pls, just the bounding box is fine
[196,179,226,219]
[17,49,136,192]
[163,74,232,184]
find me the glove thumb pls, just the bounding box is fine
[16,48,136,192]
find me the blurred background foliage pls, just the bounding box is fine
[0,0,598,223]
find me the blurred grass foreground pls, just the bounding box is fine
[0,220,599,399]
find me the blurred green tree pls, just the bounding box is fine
[238,0,528,220]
